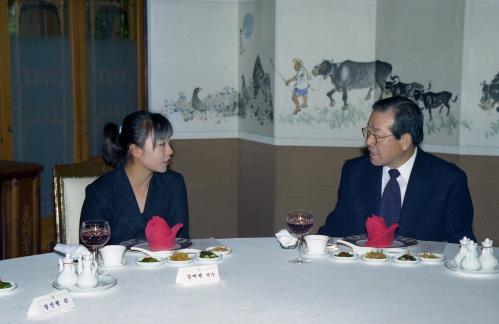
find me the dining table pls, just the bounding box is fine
[1,237,498,324]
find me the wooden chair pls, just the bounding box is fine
[53,156,113,244]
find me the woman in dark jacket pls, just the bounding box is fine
[80,111,189,244]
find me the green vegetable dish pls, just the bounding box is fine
[140,257,159,263]
[0,281,12,289]
[397,254,417,261]
[199,251,218,259]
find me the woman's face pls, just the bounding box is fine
[136,133,173,173]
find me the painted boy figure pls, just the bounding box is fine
[286,58,311,115]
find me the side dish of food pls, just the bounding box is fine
[136,256,165,268]
[196,250,222,263]
[362,251,388,263]
[330,251,357,262]
[391,254,420,265]
[140,257,160,263]
[0,280,13,289]
[419,253,445,263]
[167,252,193,265]
[206,246,232,256]
[0,281,17,293]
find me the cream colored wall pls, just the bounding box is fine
[170,139,499,242]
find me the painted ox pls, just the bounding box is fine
[413,90,458,121]
[384,76,425,100]
[312,59,392,109]
[479,73,499,113]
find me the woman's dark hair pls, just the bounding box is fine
[102,111,173,167]
[372,96,424,146]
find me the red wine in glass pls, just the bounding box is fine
[286,210,314,263]
[80,220,111,261]
[286,221,314,236]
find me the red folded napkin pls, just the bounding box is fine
[365,215,399,247]
[145,216,183,251]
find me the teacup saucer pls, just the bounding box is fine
[303,250,327,257]
[98,260,127,270]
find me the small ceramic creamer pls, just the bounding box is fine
[479,238,498,271]
[56,254,77,288]
[77,253,98,288]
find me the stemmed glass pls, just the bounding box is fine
[80,220,111,262]
[286,210,314,263]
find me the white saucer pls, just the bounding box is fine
[98,260,127,270]
[0,282,17,294]
[303,250,328,258]
[52,275,117,293]
[445,260,499,277]
[136,257,165,268]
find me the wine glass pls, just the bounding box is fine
[286,210,314,263]
[80,220,111,262]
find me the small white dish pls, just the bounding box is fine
[391,255,421,266]
[0,282,17,294]
[98,260,127,270]
[167,256,193,265]
[330,252,357,262]
[206,246,232,256]
[196,254,222,264]
[361,253,388,264]
[52,275,116,293]
[419,253,445,263]
[136,257,165,268]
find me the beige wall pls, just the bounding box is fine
[170,139,499,242]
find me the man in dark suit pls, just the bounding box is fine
[318,96,476,243]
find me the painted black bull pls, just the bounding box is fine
[479,73,499,113]
[311,59,392,109]
[413,90,458,121]
[384,76,425,99]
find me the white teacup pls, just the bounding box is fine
[98,245,126,266]
[304,235,329,255]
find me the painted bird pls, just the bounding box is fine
[191,87,208,120]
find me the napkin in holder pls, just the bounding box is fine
[365,215,399,248]
[53,243,89,259]
[145,216,183,251]
[275,229,298,249]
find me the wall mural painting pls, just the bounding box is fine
[239,55,273,125]
[279,57,464,136]
[163,87,238,123]
[479,72,499,138]
[162,55,273,125]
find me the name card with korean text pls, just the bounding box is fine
[27,290,75,319]
[176,264,220,285]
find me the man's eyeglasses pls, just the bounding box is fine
[361,127,394,145]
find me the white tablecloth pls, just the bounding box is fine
[1,238,498,324]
